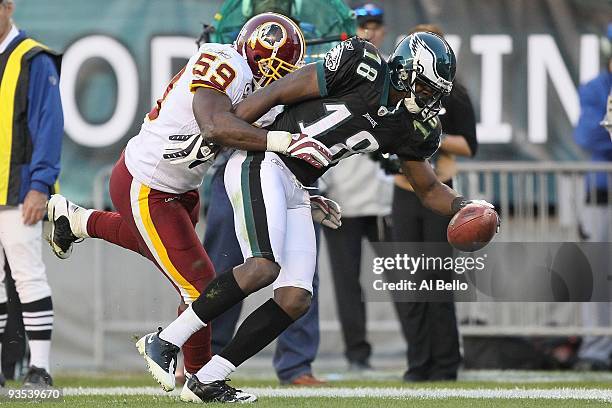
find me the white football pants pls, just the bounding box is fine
[224,151,317,294]
[0,206,51,304]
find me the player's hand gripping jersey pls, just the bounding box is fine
[125,43,253,194]
[268,37,442,186]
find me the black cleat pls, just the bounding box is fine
[47,194,85,259]
[22,366,53,388]
[180,376,257,403]
[136,328,180,391]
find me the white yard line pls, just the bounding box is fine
[460,370,612,383]
[62,386,612,401]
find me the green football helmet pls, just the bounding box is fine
[388,32,456,121]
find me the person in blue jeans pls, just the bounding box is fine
[203,151,324,385]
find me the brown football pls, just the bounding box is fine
[447,204,499,252]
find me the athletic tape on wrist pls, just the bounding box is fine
[266,131,293,153]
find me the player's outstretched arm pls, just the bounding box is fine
[193,87,269,151]
[192,81,331,168]
[401,160,496,216]
[401,160,462,216]
[233,63,321,124]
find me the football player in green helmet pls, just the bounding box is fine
[388,32,457,121]
[140,31,497,397]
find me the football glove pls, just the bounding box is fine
[267,131,332,169]
[163,134,217,169]
[310,195,342,229]
[370,151,402,175]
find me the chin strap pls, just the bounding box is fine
[377,98,404,117]
[404,94,423,115]
[377,90,422,117]
[405,67,425,115]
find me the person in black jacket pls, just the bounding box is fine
[391,24,478,382]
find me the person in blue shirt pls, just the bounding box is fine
[573,23,612,371]
[0,0,63,387]
[574,39,612,214]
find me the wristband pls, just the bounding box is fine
[266,131,292,154]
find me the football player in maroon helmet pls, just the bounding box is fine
[47,12,330,404]
[236,12,306,88]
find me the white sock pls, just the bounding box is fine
[28,340,51,372]
[159,305,206,347]
[73,208,94,238]
[196,355,236,383]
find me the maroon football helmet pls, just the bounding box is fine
[235,12,306,88]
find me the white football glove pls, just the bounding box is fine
[467,199,495,209]
[310,195,342,229]
[163,134,217,169]
[266,131,332,169]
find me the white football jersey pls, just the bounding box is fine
[125,43,253,194]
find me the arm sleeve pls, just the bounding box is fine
[574,81,612,156]
[441,84,478,157]
[316,37,370,97]
[27,53,63,194]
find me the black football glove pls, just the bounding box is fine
[370,152,402,175]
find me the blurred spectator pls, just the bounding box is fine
[0,0,63,387]
[354,3,385,50]
[321,2,392,371]
[573,23,612,371]
[391,24,478,382]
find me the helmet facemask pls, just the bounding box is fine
[255,52,303,88]
[395,58,448,122]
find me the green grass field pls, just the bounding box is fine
[2,372,611,407]
[8,396,608,407]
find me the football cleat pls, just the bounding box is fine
[136,328,180,392]
[22,366,53,388]
[180,376,257,403]
[46,194,86,259]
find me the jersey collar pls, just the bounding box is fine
[377,65,406,117]
[0,25,19,54]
